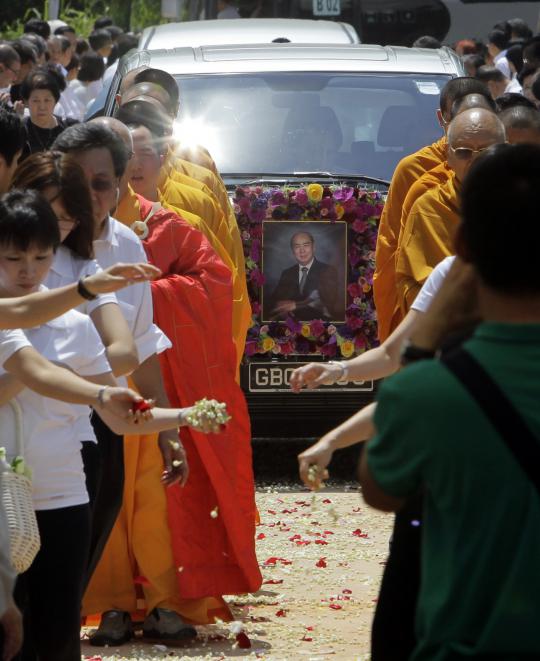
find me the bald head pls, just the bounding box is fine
[447,108,506,182]
[499,106,540,145]
[448,108,505,145]
[118,65,149,94]
[439,77,492,121]
[90,116,133,151]
[120,82,172,115]
[451,93,496,118]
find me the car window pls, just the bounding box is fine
[174,72,449,181]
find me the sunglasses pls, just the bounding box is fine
[448,145,492,161]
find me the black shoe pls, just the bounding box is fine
[142,608,197,643]
[89,610,133,646]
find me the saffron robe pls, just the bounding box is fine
[84,194,261,620]
[373,136,447,341]
[395,173,460,315]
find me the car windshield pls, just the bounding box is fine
[173,72,449,182]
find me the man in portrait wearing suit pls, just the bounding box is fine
[268,231,341,321]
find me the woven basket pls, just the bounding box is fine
[1,401,40,574]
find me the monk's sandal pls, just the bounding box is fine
[89,610,133,646]
[142,608,197,643]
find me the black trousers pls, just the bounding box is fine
[14,504,90,661]
[371,493,423,661]
[82,411,125,589]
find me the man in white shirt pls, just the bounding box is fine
[52,123,192,641]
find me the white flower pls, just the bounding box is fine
[131,220,149,240]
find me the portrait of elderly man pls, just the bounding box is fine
[264,226,345,322]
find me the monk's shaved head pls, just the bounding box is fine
[447,108,505,145]
[439,77,492,120]
[118,65,149,94]
[447,108,506,182]
[120,82,173,115]
[499,106,540,145]
[451,93,496,118]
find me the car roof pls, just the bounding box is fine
[121,43,462,76]
[138,18,360,50]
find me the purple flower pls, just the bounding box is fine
[334,187,354,202]
[285,316,303,334]
[248,207,266,223]
[271,190,287,205]
[245,341,258,356]
[296,336,311,354]
[319,342,337,357]
[250,269,266,286]
[294,189,308,206]
[352,219,368,233]
[250,239,261,262]
[348,245,361,267]
[320,197,334,211]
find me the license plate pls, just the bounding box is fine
[313,0,341,17]
[248,362,373,393]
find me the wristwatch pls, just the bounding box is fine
[400,340,436,366]
[77,277,97,301]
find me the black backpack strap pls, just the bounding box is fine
[442,348,540,496]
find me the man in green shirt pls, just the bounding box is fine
[360,142,540,660]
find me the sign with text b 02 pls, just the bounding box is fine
[313,0,341,17]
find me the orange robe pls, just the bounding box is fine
[174,142,220,177]
[395,173,460,314]
[373,136,447,340]
[157,174,251,365]
[84,193,261,621]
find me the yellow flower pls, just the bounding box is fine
[306,183,324,202]
[340,340,355,358]
[262,337,275,352]
[362,283,371,293]
[301,324,311,337]
[335,203,344,220]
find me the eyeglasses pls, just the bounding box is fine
[90,178,115,192]
[448,145,492,161]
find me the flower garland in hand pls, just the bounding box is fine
[234,184,383,358]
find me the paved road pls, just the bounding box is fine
[82,487,392,660]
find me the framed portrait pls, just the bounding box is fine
[261,221,347,323]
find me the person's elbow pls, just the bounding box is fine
[106,343,139,377]
[358,453,404,512]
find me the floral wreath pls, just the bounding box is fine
[234,183,384,359]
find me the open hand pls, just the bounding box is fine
[290,362,344,392]
[84,262,161,295]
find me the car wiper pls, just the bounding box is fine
[224,172,390,186]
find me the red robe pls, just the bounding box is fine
[139,196,261,598]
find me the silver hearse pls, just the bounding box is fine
[106,43,463,442]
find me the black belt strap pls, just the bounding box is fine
[442,348,540,496]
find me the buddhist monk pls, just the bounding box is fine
[373,77,492,340]
[499,105,540,145]
[395,108,506,313]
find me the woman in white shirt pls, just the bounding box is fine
[0,189,221,661]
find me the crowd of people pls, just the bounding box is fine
[0,7,539,661]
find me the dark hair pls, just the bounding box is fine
[75,37,90,56]
[51,35,72,54]
[11,151,94,259]
[0,189,60,252]
[454,39,478,55]
[20,69,61,103]
[0,107,25,166]
[115,33,138,59]
[508,18,533,41]
[116,99,171,139]
[54,25,76,37]
[440,77,492,118]
[23,18,51,40]
[133,68,179,112]
[495,93,536,111]
[66,53,80,73]
[77,51,105,83]
[11,39,37,66]
[106,26,124,40]
[52,123,128,178]
[523,36,540,66]
[0,44,20,68]
[517,64,539,86]
[462,53,485,75]
[94,16,113,30]
[488,29,509,52]
[498,105,540,132]
[476,65,507,84]
[88,29,112,52]
[532,75,540,102]
[412,35,441,49]
[505,44,524,74]
[461,144,540,293]
[21,34,47,59]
